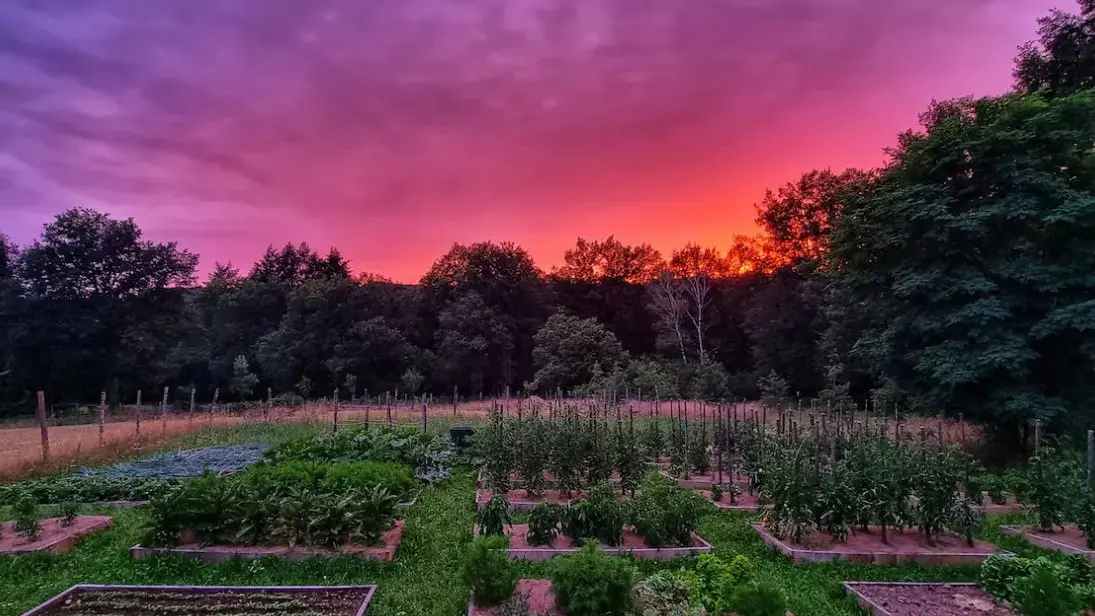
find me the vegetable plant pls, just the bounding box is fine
[58,500,80,527]
[476,495,512,537]
[463,535,517,607]
[727,581,788,616]
[527,502,560,546]
[551,541,635,616]
[516,416,548,497]
[910,445,960,546]
[1013,557,1083,616]
[710,484,724,503]
[1027,449,1067,532]
[950,496,981,548]
[13,494,42,541]
[562,482,626,546]
[630,474,704,547]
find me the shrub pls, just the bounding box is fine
[1013,558,1083,616]
[631,474,705,547]
[561,482,626,546]
[1027,449,1068,532]
[1074,486,1095,549]
[463,535,516,607]
[13,494,42,541]
[710,484,724,503]
[727,581,788,616]
[694,553,756,612]
[58,500,80,527]
[477,495,512,537]
[551,541,635,616]
[981,554,1033,604]
[949,496,981,547]
[632,572,704,616]
[983,474,1008,505]
[527,503,560,546]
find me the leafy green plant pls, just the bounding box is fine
[1027,448,1068,532]
[981,554,1034,604]
[632,572,704,616]
[983,474,1008,505]
[1013,558,1083,616]
[727,581,788,616]
[762,440,816,544]
[550,541,635,616]
[642,418,665,460]
[1074,486,1095,549]
[561,482,625,546]
[462,535,517,607]
[710,484,724,503]
[13,494,42,541]
[476,494,512,536]
[630,474,705,547]
[910,445,960,546]
[693,553,756,613]
[817,464,856,543]
[527,502,560,546]
[58,500,80,527]
[949,496,981,548]
[516,416,548,497]
[615,425,646,497]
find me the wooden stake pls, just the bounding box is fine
[37,390,49,461]
[333,389,340,432]
[135,389,142,435]
[161,386,169,433]
[98,391,107,446]
[1087,430,1094,489]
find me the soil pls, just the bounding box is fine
[0,516,112,554]
[476,488,582,508]
[848,583,1014,616]
[30,586,375,616]
[660,469,750,486]
[773,525,997,555]
[702,489,761,510]
[506,523,701,551]
[133,521,405,562]
[1022,524,1095,551]
[470,580,559,616]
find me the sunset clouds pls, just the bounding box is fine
[0,0,1069,280]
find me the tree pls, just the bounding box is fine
[828,91,1095,430]
[229,354,259,400]
[1015,0,1095,97]
[553,236,664,283]
[755,169,877,265]
[401,367,425,396]
[249,243,349,286]
[433,292,513,396]
[647,271,689,363]
[529,313,627,393]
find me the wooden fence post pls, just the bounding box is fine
[422,403,427,433]
[1087,430,1094,489]
[453,386,458,416]
[135,389,142,435]
[211,388,219,426]
[387,391,393,427]
[37,390,49,461]
[98,391,107,446]
[333,389,340,432]
[189,387,196,428]
[161,386,169,433]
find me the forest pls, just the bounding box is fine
[1,0,1094,443]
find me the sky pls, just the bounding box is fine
[0,0,1072,282]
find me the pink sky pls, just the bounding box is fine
[0,0,1072,281]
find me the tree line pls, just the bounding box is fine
[1,1,1094,440]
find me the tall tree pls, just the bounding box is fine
[249,243,349,286]
[1015,0,1095,97]
[553,236,664,283]
[829,92,1095,430]
[529,313,627,394]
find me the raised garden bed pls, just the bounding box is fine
[475,488,581,511]
[467,580,558,616]
[753,523,1005,565]
[20,584,377,616]
[703,489,761,512]
[497,523,713,561]
[1000,524,1095,560]
[0,516,112,555]
[80,444,269,479]
[843,582,1014,616]
[657,470,748,489]
[130,520,405,563]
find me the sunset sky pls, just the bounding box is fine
[0,0,1071,282]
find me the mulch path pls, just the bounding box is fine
[849,583,1014,616]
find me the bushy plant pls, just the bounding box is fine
[949,496,981,548]
[516,416,548,496]
[463,535,517,607]
[630,474,705,547]
[615,426,647,497]
[816,464,856,543]
[1074,486,1095,549]
[527,502,560,546]
[693,553,756,613]
[632,572,705,616]
[710,484,724,503]
[910,445,961,546]
[58,500,80,527]
[726,581,787,616]
[983,474,1008,505]
[981,554,1034,604]
[477,495,512,537]
[561,482,626,546]
[1013,558,1083,616]
[762,441,816,544]
[13,493,42,541]
[550,541,635,616]
[1027,448,1068,532]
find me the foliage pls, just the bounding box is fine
[550,541,635,616]
[693,553,756,613]
[630,474,705,547]
[229,354,259,400]
[527,503,561,546]
[476,494,511,537]
[1027,448,1069,532]
[981,554,1034,604]
[0,475,175,505]
[1074,486,1095,548]
[910,445,961,546]
[949,496,981,548]
[710,484,723,503]
[529,313,628,394]
[726,581,788,616]
[58,500,80,527]
[462,535,516,607]
[562,482,627,546]
[1015,0,1095,97]
[1013,558,1084,616]
[262,426,453,482]
[632,572,705,616]
[13,494,42,541]
[516,415,548,496]
[615,424,646,497]
[481,407,515,494]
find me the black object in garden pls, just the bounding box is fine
[450,426,475,449]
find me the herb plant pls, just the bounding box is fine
[13,494,42,541]
[527,502,560,546]
[463,535,516,607]
[551,541,635,616]
[630,474,704,547]
[58,500,80,527]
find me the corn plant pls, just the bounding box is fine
[584,415,615,487]
[641,418,664,460]
[869,442,910,545]
[816,463,855,543]
[762,441,816,544]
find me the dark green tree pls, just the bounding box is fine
[1016,0,1095,97]
[529,313,627,393]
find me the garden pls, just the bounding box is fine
[4,411,1095,616]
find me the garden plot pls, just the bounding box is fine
[0,516,111,555]
[753,524,1004,565]
[79,444,269,478]
[499,523,713,561]
[1000,524,1095,561]
[843,582,1014,616]
[21,585,377,616]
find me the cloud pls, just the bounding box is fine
[0,0,1067,279]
